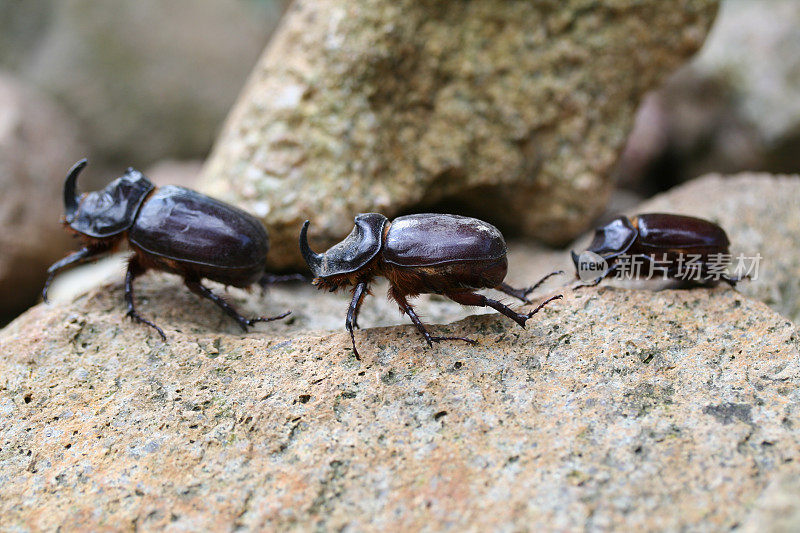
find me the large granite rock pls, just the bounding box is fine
[199,0,718,270]
[1,281,798,529]
[0,72,86,321]
[23,0,285,168]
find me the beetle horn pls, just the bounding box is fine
[64,158,88,223]
[570,250,581,272]
[299,220,324,276]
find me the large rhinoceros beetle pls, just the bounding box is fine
[300,213,562,357]
[43,159,297,339]
[571,213,744,287]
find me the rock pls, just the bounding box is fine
[199,0,718,270]
[144,159,203,189]
[696,0,800,145]
[743,474,800,532]
[1,280,798,529]
[0,0,54,70]
[632,173,800,324]
[614,71,762,194]
[0,71,87,321]
[615,0,800,193]
[23,0,285,168]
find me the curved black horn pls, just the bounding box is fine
[64,158,88,222]
[299,220,324,275]
[570,250,581,270]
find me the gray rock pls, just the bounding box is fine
[615,0,800,192]
[0,71,86,320]
[1,281,798,529]
[696,0,800,145]
[144,159,203,189]
[199,0,718,270]
[23,0,285,168]
[0,0,54,70]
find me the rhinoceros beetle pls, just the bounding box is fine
[43,159,298,339]
[300,213,562,357]
[572,213,744,288]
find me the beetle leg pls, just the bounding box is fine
[345,282,369,358]
[574,264,618,289]
[497,270,564,303]
[184,277,290,331]
[389,287,477,348]
[574,276,604,289]
[446,291,562,329]
[42,246,109,303]
[350,282,369,330]
[720,273,746,287]
[124,258,166,341]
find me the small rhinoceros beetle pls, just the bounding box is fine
[43,159,298,339]
[300,213,562,357]
[571,213,744,288]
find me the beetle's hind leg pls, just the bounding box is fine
[497,270,564,303]
[721,273,748,287]
[446,291,562,329]
[389,287,477,348]
[184,277,290,331]
[125,257,166,341]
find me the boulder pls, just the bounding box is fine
[1,282,798,529]
[199,0,719,270]
[615,0,800,192]
[23,0,285,168]
[0,72,86,321]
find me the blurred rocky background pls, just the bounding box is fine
[615,0,800,195]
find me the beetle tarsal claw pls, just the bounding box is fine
[525,294,563,319]
[245,311,291,327]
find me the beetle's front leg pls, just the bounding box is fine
[184,277,290,332]
[43,246,109,302]
[574,264,618,289]
[497,270,564,303]
[125,257,166,341]
[345,282,368,358]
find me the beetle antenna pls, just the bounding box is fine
[64,158,88,223]
[299,220,324,276]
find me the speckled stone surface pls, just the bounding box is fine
[199,0,718,270]
[1,283,798,530]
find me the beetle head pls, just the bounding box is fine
[300,213,388,281]
[584,216,637,258]
[63,159,155,239]
[571,216,637,280]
